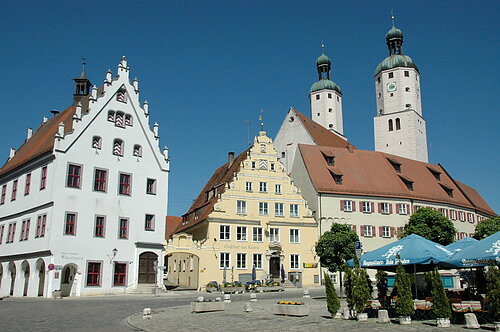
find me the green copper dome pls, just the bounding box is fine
[310,79,342,94]
[385,25,403,41]
[316,53,331,66]
[374,54,418,76]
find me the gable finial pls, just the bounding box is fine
[259,109,264,131]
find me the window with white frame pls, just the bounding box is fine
[118,218,128,239]
[440,208,448,217]
[67,164,81,188]
[253,253,263,269]
[398,204,408,215]
[362,201,372,213]
[459,211,465,221]
[259,202,268,216]
[146,178,157,195]
[0,185,6,205]
[94,215,105,238]
[25,173,31,196]
[245,182,252,192]
[275,184,281,194]
[0,225,4,244]
[270,227,279,242]
[253,227,263,242]
[219,252,230,269]
[381,202,390,214]
[363,225,373,237]
[86,262,102,286]
[236,226,247,241]
[259,182,267,193]
[64,212,77,235]
[450,210,457,220]
[275,203,284,216]
[467,213,474,223]
[236,200,247,215]
[382,226,391,238]
[290,204,299,217]
[236,253,247,269]
[145,214,155,231]
[20,219,30,241]
[219,225,230,240]
[290,254,299,269]
[343,200,353,212]
[289,229,299,243]
[40,166,47,190]
[35,214,46,238]
[270,163,275,171]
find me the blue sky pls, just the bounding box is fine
[0,1,498,217]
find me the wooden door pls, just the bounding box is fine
[138,252,157,283]
[269,257,280,278]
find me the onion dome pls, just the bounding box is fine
[385,25,403,41]
[310,79,342,94]
[375,55,419,76]
[316,53,331,66]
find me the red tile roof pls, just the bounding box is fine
[165,216,183,240]
[297,144,495,216]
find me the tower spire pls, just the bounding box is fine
[259,109,264,131]
[73,57,92,105]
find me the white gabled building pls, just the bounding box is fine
[0,57,170,297]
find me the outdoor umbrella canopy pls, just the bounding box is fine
[445,237,479,253]
[446,231,500,268]
[252,265,256,283]
[347,234,455,272]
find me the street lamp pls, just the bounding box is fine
[109,248,118,263]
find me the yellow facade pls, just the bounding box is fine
[165,131,319,290]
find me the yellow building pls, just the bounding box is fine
[165,131,319,290]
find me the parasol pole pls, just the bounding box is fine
[414,264,418,298]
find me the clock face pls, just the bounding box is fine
[387,82,397,92]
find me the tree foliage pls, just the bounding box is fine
[430,267,451,318]
[394,259,415,317]
[486,261,500,321]
[352,267,371,314]
[473,216,500,240]
[401,207,456,245]
[376,270,389,305]
[324,272,340,316]
[315,223,359,273]
[343,263,355,311]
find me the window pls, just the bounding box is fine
[220,225,230,240]
[387,158,401,173]
[7,222,16,243]
[107,111,115,122]
[236,253,247,269]
[259,182,267,193]
[119,173,131,195]
[40,166,47,190]
[11,180,18,200]
[251,161,256,169]
[253,227,263,242]
[450,210,457,220]
[133,145,142,157]
[0,185,6,204]
[115,112,125,127]
[377,77,381,83]
[270,163,275,171]
[362,201,372,213]
[0,225,4,244]
[404,70,409,77]
[117,89,127,103]
[113,139,124,156]
[36,214,46,238]
[145,214,155,231]
[439,208,448,218]
[363,225,373,237]
[245,182,252,192]
[396,118,401,130]
[220,253,230,269]
[236,226,247,241]
[398,204,408,215]
[275,184,281,194]
[427,167,441,181]
[93,169,107,192]
[125,114,133,126]
[236,200,246,215]
[92,136,102,149]
[382,226,391,238]
[270,228,279,242]
[388,72,394,78]
[290,229,299,243]
[146,178,157,195]
[324,154,335,166]
[316,94,320,100]
[67,164,81,188]
[86,262,101,286]
[290,254,299,269]
[388,119,393,131]
[253,254,263,269]
[25,173,31,195]
[467,213,474,223]
[328,93,332,98]
[381,203,390,214]
[459,211,465,222]
[259,202,268,216]
[64,213,77,235]
[95,216,105,237]
[405,87,410,92]
[343,200,353,212]
[20,219,30,241]
[118,218,128,239]
[113,263,127,286]
[275,203,284,216]
[290,204,299,217]
[260,144,266,153]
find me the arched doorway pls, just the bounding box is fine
[8,262,16,296]
[35,259,45,297]
[138,252,157,284]
[60,264,77,297]
[21,261,30,297]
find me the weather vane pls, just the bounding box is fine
[391,9,395,26]
[321,40,325,54]
[259,109,264,131]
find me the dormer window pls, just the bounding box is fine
[107,111,115,122]
[439,183,454,198]
[116,89,127,103]
[115,112,125,128]
[133,145,142,157]
[125,114,133,126]
[398,175,414,191]
[113,139,124,156]
[387,158,401,173]
[328,169,343,185]
[427,167,441,181]
[92,136,102,150]
[322,152,335,166]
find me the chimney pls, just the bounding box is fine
[9,148,15,159]
[347,144,354,153]
[27,128,33,140]
[228,152,235,168]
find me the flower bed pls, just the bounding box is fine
[274,301,309,316]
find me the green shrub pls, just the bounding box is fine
[394,260,414,317]
[324,272,340,315]
[376,270,388,305]
[344,263,355,311]
[352,266,371,314]
[430,267,451,319]
[486,261,500,321]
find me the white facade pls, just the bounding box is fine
[0,57,170,297]
[310,88,343,135]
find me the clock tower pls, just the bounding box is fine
[373,18,428,163]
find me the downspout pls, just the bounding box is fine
[318,193,322,285]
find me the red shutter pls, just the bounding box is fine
[340,200,344,211]
[397,227,402,237]
[472,214,475,222]
[371,202,375,213]
[372,225,376,237]
[389,204,393,214]
[359,201,363,212]
[406,204,410,214]
[390,227,395,237]
[378,203,382,213]
[379,226,383,237]
[352,202,356,212]
[352,225,357,234]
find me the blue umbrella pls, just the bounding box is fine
[348,234,454,272]
[445,237,478,253]
[280,264,286,283]
[252,265,256,283]
[446,232,500,267]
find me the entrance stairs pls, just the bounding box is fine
[126,284,167,295]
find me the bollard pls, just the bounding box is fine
[377,309,390,323]
[243,302,253,312]
[250,293,257,302]
[143,308,152,319]
[197,296,204,302]
[224,294,231,303]
[342,308,350,320]
[215,297,222,302]
[464,313,480,329]
[303,289,310,298]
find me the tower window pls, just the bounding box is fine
[328,108,332,112]
[406,104,411,108]
[329,124,333,128]
[404,71,409,77]
[390,93,394,97]
[281,152,285,159]
[337,96,339,101]
[405,87,410,92]
[317,113,320,116]
[377,77,381,83]
[388,72,394,79]
[378,109,382,114]
[395,118,401,130]
[92,136,102,150]
[378,93,381,98]
[316,95,320,100]
[328,93,332,98]
[388,119,393,131]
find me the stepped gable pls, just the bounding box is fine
[298,144,495,216]
[178,148,249,232]
[292,109,355,149]
[0,100,89,176]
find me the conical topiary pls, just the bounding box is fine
[486,261,500,322]
[431,267,451,319]
[376,270,388,306]
[343,262,355,312]
[394,258,415,317]
[324,272,340,316]
[352,265,371,315]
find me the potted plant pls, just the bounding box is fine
[394,258,414,324]
[206,281,219,293]
[486,261,500,331]
[376,270,388,307]
[324,272,341,318]
[430,267,451,327]
[352,263,371,321]
[343,263,355,319]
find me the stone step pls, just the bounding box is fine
[126,285,167,294]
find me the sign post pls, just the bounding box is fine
[355,241,362,260]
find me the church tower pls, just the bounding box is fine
[309,44,344,136]
[373,18,428,162]
[73,59,92,105]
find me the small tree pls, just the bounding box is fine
[343,263,355,313]
[324,272,340,316]
[401,207,456,245]
[473,216,500,240]
[486,261,500,322]
[352,266,371,315]
[430,267,451,319]
[376,270,388,305]
[394,259,415,317]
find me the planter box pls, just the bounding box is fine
[221,286,245,294]
[256,286,284,292]
[191,301,225,313]
[273,304,309,317]
[206,287,219,293]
